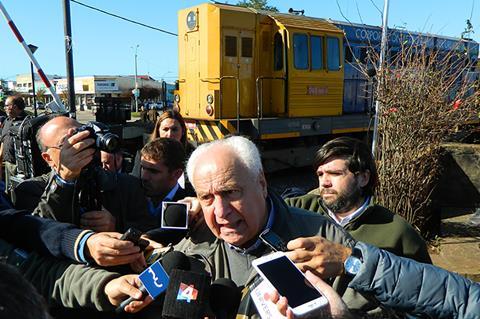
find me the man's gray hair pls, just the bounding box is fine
[186,136,263,189]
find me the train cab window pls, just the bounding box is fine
[311,35,323,70]
[293,33,309,69]
[225,36,237,57]
[327,37,340,70]
[241,37,253,57]
[273,32,283,70]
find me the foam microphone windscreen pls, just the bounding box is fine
[161,251,191,272]
[163,203,188,228]
[209,278,242,319]
[161,269,211,319]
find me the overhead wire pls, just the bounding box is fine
[70,0,177,36]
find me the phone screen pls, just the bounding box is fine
[256,255,321,308]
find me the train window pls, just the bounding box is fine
[360,47,368,63]
[225,36,237,57]
[242,37,253,57]
[273,32,283,71]
[294,33,309,70]
[345,46,354,63]
[311,35,323,70]
[327,37,340,70]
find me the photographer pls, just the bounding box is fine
[0,95,28,194]
[27,116,155,232]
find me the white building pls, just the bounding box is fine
[14,74,163,109]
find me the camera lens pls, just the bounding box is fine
[97,132,120,153]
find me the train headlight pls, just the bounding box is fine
[174,94,180,103]
[206,94,214,105]
[205,104,214,116]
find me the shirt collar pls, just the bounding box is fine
[226,196,275,254]
[147,183,180,217]
[328,196,370,227]
[165,183,180,201]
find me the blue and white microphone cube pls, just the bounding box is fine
[139,260,169,298]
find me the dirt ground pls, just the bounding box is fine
[429,212,480,282]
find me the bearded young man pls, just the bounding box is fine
[285,137,431,264]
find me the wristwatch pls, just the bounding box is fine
[344,248,363,276]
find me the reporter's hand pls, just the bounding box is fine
[85,232,143,266]
[178,196,202,223]
[57,128,95,181]
[80,208,116,232]
[129,236,165,273]
[104,274,153,313]
[285,236,351,279]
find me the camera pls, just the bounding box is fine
[74,121,120,153]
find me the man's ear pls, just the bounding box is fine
[41,151,53,167]
[357,170,370,188]
[171,168,183,182]
[258,172,268,198]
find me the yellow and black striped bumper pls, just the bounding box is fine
[185,120,237,143]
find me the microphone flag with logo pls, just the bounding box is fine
[161,269,211,319]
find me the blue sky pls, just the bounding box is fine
[1,0,478,82]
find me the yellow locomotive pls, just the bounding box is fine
[175,3,372,171]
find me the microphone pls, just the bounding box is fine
[161,269,212,319]
[163,203,188,228]
[146,203,189,246]
[116,251,190,313]
[209,278,242,319]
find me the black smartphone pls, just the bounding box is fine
[120,228,148,251]
[259,229,288,252]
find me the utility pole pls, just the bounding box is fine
[28,44,38,117]
[134,44,139,112]
[371,0,390,157]
[62,0,76,118]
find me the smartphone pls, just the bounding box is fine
[120,228,148,251]
[120,227,143,243]
[161,202,189,230]
[259,229,288,252]
[252,252,328,317]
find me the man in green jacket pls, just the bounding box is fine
[285,136,431,264]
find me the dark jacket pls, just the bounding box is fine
[30,169,156,232]
[0,111,27,164]
[351,241,480,319]
[285,193,432,263]
[0,209,89,262]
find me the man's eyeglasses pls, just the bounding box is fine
[43,135,68,151]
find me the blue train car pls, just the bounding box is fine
[332,21,479,114]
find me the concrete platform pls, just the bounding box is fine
[429,212,480,282]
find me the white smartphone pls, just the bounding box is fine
[252,252,328,317]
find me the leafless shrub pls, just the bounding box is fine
[358,35,479,236]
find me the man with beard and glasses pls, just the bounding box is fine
[285,137,431,264]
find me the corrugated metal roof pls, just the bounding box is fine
[261,11,343,34]
[211,3,343,34]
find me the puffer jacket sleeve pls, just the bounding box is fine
[349,242,480,319]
